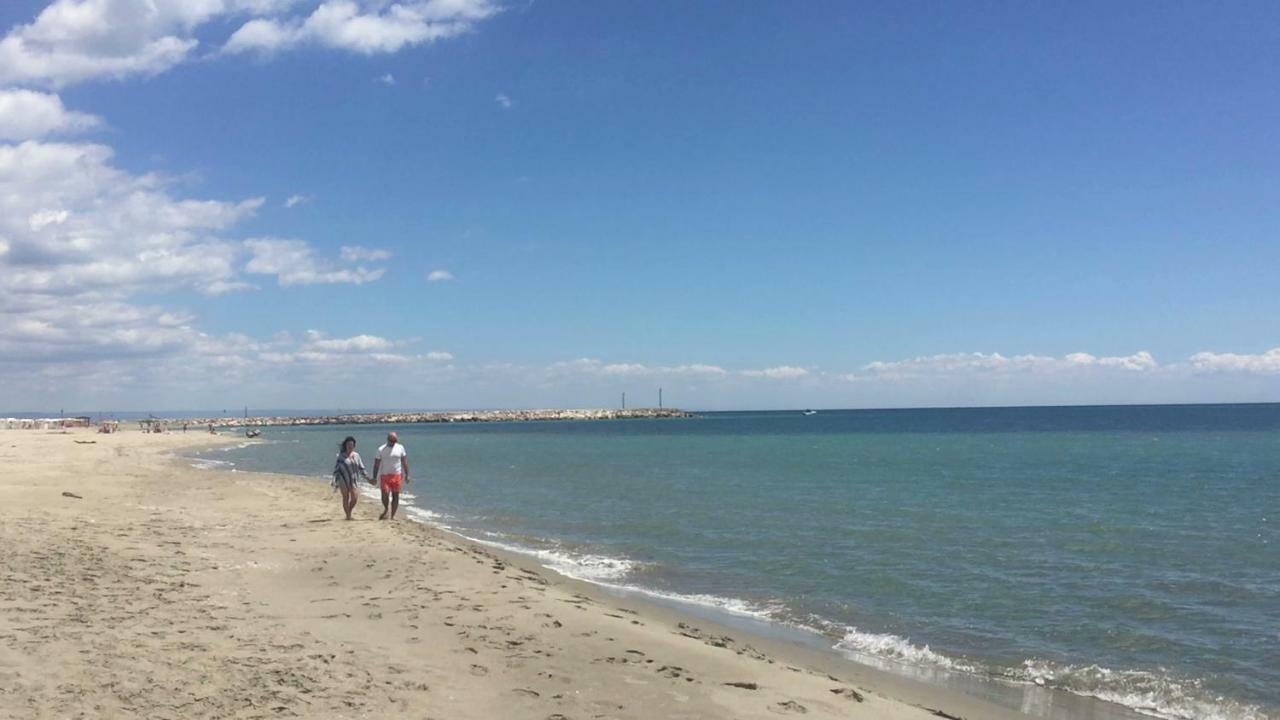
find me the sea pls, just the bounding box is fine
[188,404,1279,720]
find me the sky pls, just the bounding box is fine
[0,0,1278,412]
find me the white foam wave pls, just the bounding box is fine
[605,584,780,620]
[1006,661,1268,720]
[462,534,778,619]
[188,457,234,470]
[464,535,637,582]
[393,502,775,617]
[835,628,976,672]
[833,630,1268,720]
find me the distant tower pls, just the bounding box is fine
[622,392,626,410]
[659,388,663,409]
[244,405,248,419]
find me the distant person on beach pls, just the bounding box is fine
[371,431,409,520]
[332,436,369,520]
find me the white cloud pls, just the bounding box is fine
[225,0,500,55]
[244,238,386,286]
[377,72,395,85]
[0,299,198,361]
[0,89,100,140]
[741,366,809,379]
[0,0,255,87]
[425,351,454,361]
[27,208,69,231]
[495,92,512,109]
[340,245,391,262]
[304,331,394,352]
[426,269,454,282]
[854,351,1159,380]
[0,0,497,88]
[548,358,730,380]
[1189,347,1280,375]
[283,193,310,208]
[0,140,262,300]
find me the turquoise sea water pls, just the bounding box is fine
[193,405,1279,720]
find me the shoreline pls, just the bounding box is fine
[188,436,1263,720]
[342,483,1167,720]
[1,427,1016,720]
[188,437,1247,720]
[0,428,1162,719]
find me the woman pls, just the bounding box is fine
[333,436,370,520]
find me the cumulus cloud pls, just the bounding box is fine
[283,193,310,208]
[853,351,1159,380]
[339,245,391,262]
[0,140,262,299]
[0,0,275,87]
[426,269,454,282]
[1189,347,1280,375]
[548,358,729,379]
[244,238,386,286]
[495,92,512,109]
[0,89,101,140]
[225,0,500,55]
[304,330,394,352]
[0,130,359,366]
[0,0,498,88]
[0,299,197,361]
[425,351,454,361]
[741,366,809,379]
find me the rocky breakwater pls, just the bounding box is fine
[188,407,693,429]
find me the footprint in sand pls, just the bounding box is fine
[830,687,864,702]
[511,688,540,698]
[469,664,489,676]
[770,700,808,714]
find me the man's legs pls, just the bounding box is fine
[379,488,390,520]
[390,491,400,519]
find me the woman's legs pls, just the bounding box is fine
[341,485,356,519]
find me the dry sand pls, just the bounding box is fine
[0,428,1038,719]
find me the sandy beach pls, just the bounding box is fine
[0,428,1037,720]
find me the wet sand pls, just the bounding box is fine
[0,428,1039,719]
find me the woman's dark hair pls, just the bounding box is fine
[340,436,357,453]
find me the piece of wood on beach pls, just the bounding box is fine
[61,491,83,499]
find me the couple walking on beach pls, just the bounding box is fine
[333,431,410,520]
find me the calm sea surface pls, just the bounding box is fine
[193,405,1279,720]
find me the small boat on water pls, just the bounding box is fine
[802,410,818,416]
[245,429,261,438]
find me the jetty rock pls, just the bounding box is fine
[181,407,693,428]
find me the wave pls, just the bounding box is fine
[1003,661,1269,720]
[834,627,978,672]
[833,629,1268,720]
[460,534,638,582]
[392,510,776,617]
[188,457,234,470]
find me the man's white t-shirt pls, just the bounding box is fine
[376,442,407,476]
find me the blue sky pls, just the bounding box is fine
[1,0,1277,411]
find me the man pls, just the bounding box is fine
[371,431,410,520]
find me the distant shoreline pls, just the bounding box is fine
[170,407,694,428]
